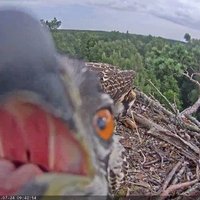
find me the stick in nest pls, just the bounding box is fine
[162,160,183,191]
[160,179,198,200]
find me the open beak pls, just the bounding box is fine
[0,94,93,195]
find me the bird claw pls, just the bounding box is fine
[120,114,142,144]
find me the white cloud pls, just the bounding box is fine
[1,0,200,32]
[85,0,200,30]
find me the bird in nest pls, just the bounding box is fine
[85,62,138,130]
[0,9,117,198]
[85,62,140,195]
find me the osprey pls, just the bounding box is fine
[85,62,136,117]
[85,63,138,195]
[0,9,115,196]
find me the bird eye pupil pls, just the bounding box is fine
[97,117,106,130]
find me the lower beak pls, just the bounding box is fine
[18,174,93,196]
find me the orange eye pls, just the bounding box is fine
[93,109,114,141]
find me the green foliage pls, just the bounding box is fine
[184,33,191,42]
[141,43,196,109]
[51,29,200,112]
[41,18,61,30]
[88,39,143,70]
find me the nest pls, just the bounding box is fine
[114,90,200,199]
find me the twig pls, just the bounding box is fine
[180,71,200,116]
[179,183,200,197]
[162,161,182,190]
[186,169,193,181]
[180,97,200,116]
[160,179,198,200]
[153,146,166,168]
[139,150,147,165]
[186,114,200,128]
[136,90,200,133]
[183,71,200,89]
[135,90,174,117]
[172,161,188,185]
[148,79,178,114]
[144,158,160,166]
[149,93,159,103]
[196,162,200,180]
[193,72,200,77]
[133,112,200,162]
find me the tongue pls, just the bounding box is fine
[0,160,43,195]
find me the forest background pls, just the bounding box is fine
[42,18,200,120]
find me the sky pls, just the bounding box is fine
[1,0,200,41]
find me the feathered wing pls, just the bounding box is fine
[85,62,135,103]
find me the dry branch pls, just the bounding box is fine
[180,72,200,116]
[160,179,198,200]
[135,90,200,133]
[114,80,200,198]
[183,72,200,89]
[162,161,183,190]
[180,98,200,116]
[147,79,178,114]
[132,111,200,162]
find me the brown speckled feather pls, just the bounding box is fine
[85,62,135,104]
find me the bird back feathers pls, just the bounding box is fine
[85,62,136,103]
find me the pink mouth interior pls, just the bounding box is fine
[0,160,43,195]
[0,97,89,195]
